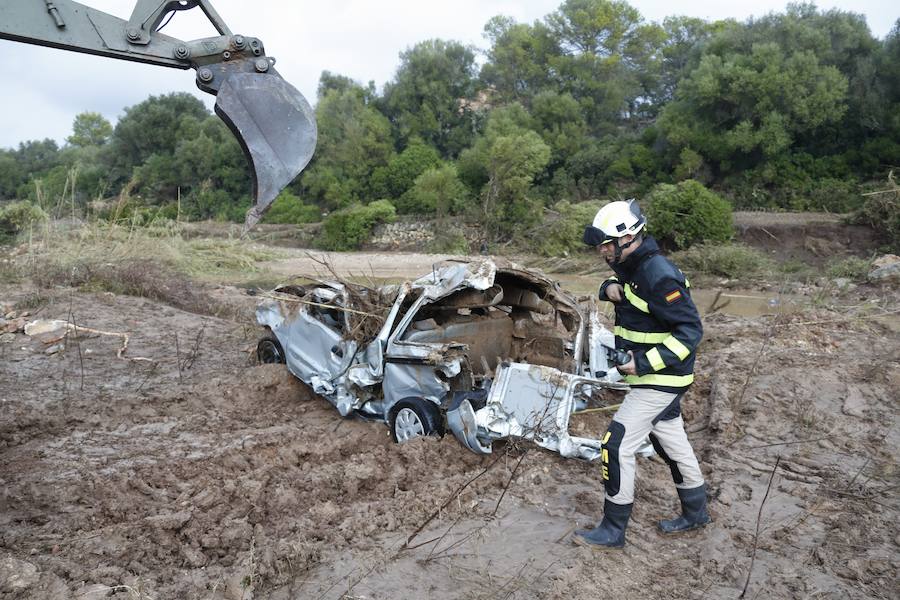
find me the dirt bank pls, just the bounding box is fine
[1,275,897,599]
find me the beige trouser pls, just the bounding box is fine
[601,387,704,505]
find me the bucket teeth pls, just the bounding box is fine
[214,70,317,233]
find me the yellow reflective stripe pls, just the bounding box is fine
[606,276,619,283]
[663,335,691,360]
[624,285,649,313]
[614,326,669,344]
[685,277,691,288]
[624,373,694,387]
[646,347,666,371]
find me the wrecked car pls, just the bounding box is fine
[255,259,633,460]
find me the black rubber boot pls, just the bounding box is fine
[658,484,711,533]
[573,500,632,549]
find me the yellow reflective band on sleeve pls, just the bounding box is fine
[614,326,669,344]
[685,277,691,288]
[624,285,650,313]
[663,335,691,360]
[646,347,666,371]
[624,373,694,387]
[602,431,612,444]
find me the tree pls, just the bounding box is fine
[657,17,849,175]
[480,16,563,105]
[460,105,550,239]
[104,93,209,186]
[67,112,113,147]
[403,164,469,217]
[543,0,665,127]
[383,39,479,157]
[370,138,441,201]
[299,87,394,209]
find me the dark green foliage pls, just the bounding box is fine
[319,200,397,251]
[646,180,733,250]
[104,93,209,186]
[383,39,479,156]
[67,112,112,148]
[3,3,896,237]
[370,139,441,201]
[399,164,469,216]
[261,190,321,224]
[536,200,599,256]
[852,184,900,252]
[300,85,394,210]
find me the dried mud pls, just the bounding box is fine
[1,282,898,600]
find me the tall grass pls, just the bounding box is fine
[7,220,281,317]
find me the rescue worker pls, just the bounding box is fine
[575,199,710,549]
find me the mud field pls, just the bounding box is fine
[1,266,898,599]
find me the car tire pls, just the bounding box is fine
[257,334,286,364]
[389,398,443,444]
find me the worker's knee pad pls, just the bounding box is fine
[648,433,684,484]
[601,420,626,497]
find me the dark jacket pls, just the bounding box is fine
[599,236,702,393]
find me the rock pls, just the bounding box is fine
[0,333,15,344]
[869,263,900,283]
[0,556,40,593]
[181,545,208,568]
[24,319,69,337]
[841,388,867,418]
[45,344,65,355]
[871,254,900,269]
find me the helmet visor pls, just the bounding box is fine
[583,225,614,247]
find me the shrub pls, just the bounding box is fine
[645,180,733,250]
[318,200,396,251]
[825,256,872,280]
[851,180,899,252]
[426,227,470,255]
[397,165,469,216]
[536,201,599,256]
[672,243,772,279]
[0,201,47,240]
[261,190,321,224]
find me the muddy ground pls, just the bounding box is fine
[1,245,898,599]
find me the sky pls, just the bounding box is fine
[0,0,896,150]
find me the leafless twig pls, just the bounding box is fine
[740,455,780,598]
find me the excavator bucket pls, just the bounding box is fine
[214,70,317,232]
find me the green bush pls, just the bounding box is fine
[851,185,900,252]
[261,190,321,224]
[318,200,396,251]
[825,256,872,280]
[397,164,469,216]
[0,201,47,240]
[536,201,599,256]
[645,180,733,250]
[672,243,772,279]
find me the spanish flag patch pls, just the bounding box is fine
[665,289,682,303]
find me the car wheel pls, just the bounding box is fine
[389,398,443,443]
[257,334,285,364]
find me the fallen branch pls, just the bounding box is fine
[740,455,780,598]
[404,452,504,548]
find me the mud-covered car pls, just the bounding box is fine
[255,259,631,460]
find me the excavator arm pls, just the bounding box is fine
[0,0,317,231]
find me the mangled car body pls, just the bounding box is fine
[256,259,630,460]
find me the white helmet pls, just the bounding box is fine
[583,199,646,247]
